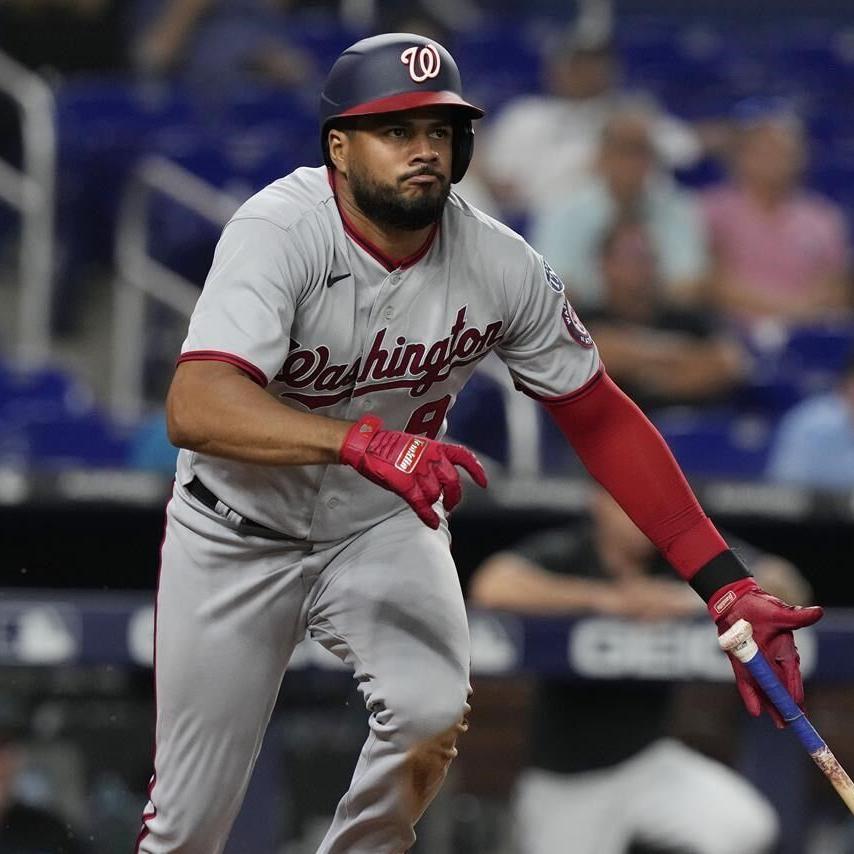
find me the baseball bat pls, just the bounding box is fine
[719,618,854,814]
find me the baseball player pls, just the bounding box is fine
[136,33,822,854]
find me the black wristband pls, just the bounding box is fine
[689,550,753,602]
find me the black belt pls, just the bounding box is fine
[186,477,275,534]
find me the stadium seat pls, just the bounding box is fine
[284,17,367,71]
[784,324,854,389]
[0,362,130,468]
[736,323,854,414]
[456,23,542,109]
[654,409,776,479]
[0,366,93,424]
[23,412,130,468]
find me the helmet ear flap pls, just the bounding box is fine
[452,121,474,184]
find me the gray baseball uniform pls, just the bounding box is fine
[136,165,599,853]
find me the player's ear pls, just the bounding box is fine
[327,128,350,175]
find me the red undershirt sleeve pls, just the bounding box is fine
[544,370,728,581]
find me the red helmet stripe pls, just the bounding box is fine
[336,90,484,120]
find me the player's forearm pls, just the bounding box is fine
[136,0,212,70]
[713,274,792,318]
[584,327,651,380]
[786,276,851,318]
[469,555,609,614]
[645,341,746,398]
[167,362,351,465]
[149,0,211,46]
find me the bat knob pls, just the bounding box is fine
[719,618,760,663]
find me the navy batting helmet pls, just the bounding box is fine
[320,33,484,184]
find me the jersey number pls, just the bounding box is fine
[404,395,451,439]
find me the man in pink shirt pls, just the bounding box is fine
[702,107,850,327]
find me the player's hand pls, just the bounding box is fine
[339,414,488,529]
[710,579,823,728]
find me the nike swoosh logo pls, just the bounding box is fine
[326,272,352,287]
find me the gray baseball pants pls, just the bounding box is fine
[136,484,471,853]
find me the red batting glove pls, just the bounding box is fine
[710,578,823,728]
[340,414,488,529]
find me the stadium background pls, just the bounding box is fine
[1,0,854,851]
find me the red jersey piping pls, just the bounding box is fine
[338,90,484,119]
[517,367,605,405]
[176,350,268,387]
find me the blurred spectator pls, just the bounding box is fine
[702,104,851,328]
[0,724,89,853]
[530,106,709,306]
[766,350,854,489]
[582,218,745,412]
[481,26,703,216]
[469,487,812,854]
[134,0,315,89]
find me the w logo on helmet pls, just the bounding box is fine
[400,44,441,83]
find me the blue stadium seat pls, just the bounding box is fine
[455,22,541,77]
[764,21,854,81]
[213,85,315,131]
[0,366,93,424]
[654,409,776,478]
[735,324,854,414]
[734,375,806,416]
[0,362,131,468]
[456,24,542,108]
[284,18,367,71]
[23,412,130,468]
[784,324,854,388]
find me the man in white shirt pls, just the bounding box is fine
[529,106,708,306]
[482,29,702,216]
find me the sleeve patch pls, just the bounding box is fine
[561,297,594,349]
[542,258,565,294]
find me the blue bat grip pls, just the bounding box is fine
[742,647,825,754]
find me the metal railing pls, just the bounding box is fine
[111,155,242,421]
[0,50,56,366]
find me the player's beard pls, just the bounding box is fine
[349,164,450,231]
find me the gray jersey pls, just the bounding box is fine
[177,165,599,540]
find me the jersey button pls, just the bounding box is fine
[383,306,394,320]
[327,497,339,509]
[390,273,400,285]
